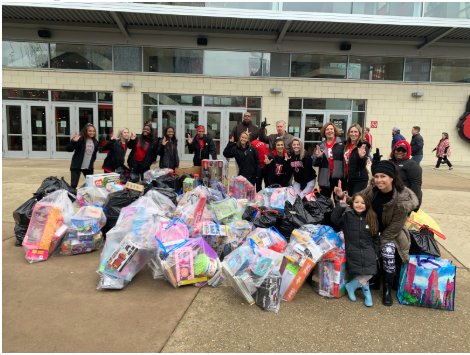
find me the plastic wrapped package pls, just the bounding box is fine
[228,175,255,201]
[97,216,159,290]
[143,168,174,183]
[55,229,103,256]
[175,187,213,226]
[191,221,235,257]
[102,189,142,234]
[311,257,352,298]
[227,220,253,246]
[211,198,244,225]
[156,218,189,244]
[262,188,295,213]
[144,190,176,218]
[71,205,107,232]
[160,237,223,288]
[244,227,287,254]
[22,190,76,263]
[253,272,282,313]
[116,196,161,225]
[148,254,167,280]
[77,186,110,207]
[201,160,228,192]
[251,192,265,207]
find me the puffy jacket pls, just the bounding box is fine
[264,150,293,187]
[410,133,424,156]
[289,152,317,190]
[102,139,128,172]
[251,139,270,169]
[127,135,158,169]
[187,134,217,166]
[66,138,99,171]
[347,141,370,182]
[230,122,260,143]
[331,204,379,276]
[391,133,406,150]
[313,137,345,188]
[157,137,179,169]
[223,141,260,179]
[342,178,419,262]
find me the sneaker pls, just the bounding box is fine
[449,167,453,170]
[433,168,438,170]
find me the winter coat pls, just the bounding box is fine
[313,137,345,188]
[434,138,451,158]
[187,134,217,166]
[251,139,270,169]
[346,141,370,182]
[344,179,419,263]
[331,204,379,276]
[102,139,128,172]
[263,132,295,151]
[289,152,317,190]
[127,135,158,169]
[157,137,179,169]
[410,133,424,156]
[264,151,293,187]
[66,138,99,171]
[223,141,261,179]
[230,122,260,143]
[391,133,406,150]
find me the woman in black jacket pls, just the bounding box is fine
[344,124,370,196]
[102,128,135,173]
[157,126,179,170]
[289,137,317,198]
[223,131,260,186]
[331,192,379,307]
[264,138,292,187]
[127,125,158,180]
[187,126,217,166]
[66,123,100,189]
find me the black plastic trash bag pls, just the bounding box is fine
[13,196,39,226]
[253,208,282,230]
[115,166,128,184]
[242,206,259,223]
[14,224,28,246]
[302,195,333,225]
[102,189,142,235]
[156,173,180,191]
[279,196,317,241]
[129,171,140,183]
[144,187,178,206]
[35,176,76,200]
[409,227,441,258]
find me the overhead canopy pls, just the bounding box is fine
[3,2,470,47]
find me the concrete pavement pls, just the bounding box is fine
[2,158,470,352]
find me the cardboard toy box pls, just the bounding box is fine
[201,160,228,192]
[175,166,202,177]
[86,173,121,189]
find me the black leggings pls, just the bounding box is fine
[132,161,149,181]
[255,169,268,192]
[70,169,93,189]
[347,180,368,196]
[436,157,452,168]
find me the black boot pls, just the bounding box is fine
[383,272,394,306]
[369,272,381,290]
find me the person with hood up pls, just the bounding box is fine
[391,126,406,151]
[251,128,270,192]
[334,160,419,306]
[223,131,260,186]
[344,124,371,196]
[157,126,179,170]
[382,140,422,211]
[288,137,316,198]
[102,127,135,173]
[264,137,293,187]
[127,124,158,180]
[432,132,453,170]
[187,126,217,166]
[313,122,346,201]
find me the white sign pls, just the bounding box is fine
[60,121,67,127]
[36,121,42,128]
[99,120,106,128]
[106,121,112,127]
[212,124,217,130]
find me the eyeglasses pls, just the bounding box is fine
[244,115,251,117]
[396,148,407,153]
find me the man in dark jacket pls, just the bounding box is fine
[263,120,295,151]
[187,126,217,166]
[391,126,406,151]
[410,126,424,165]
[230,112,260,143]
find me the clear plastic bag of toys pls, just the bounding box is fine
[145,189,176,218]
[22,190,76,263]
[55,228,103,256]
[228,175,255,201]
[116,195,161,225]
[143,168,174,183]
[227,220,253,247]
[175,187,213,226]
[211,198,244,225]
[156,218,189,244]
[96,215,159,290]
[248,241,283,287]
[71,205,107,233]
[253,271,282,313]
[160,237,223,288]
[77,186,110,207]
[192,221,234,258]
[148,254,167,280]
[243,227,288,254]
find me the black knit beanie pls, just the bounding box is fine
[372,160,396,179]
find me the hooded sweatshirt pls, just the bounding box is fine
[264,149,293,187]
[289,151,317,190]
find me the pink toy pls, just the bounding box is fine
[175,247,194,282]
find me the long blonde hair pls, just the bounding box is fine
[290,137,305,159]
[116,127,129,142]
[345,124,365,152]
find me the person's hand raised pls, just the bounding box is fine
[187,134,193,144]
[130,132,136,140]
[162,137,168,145]
[72,131,79,141]
[265,156,273,165]
[358,144,367,158]
[285,153,291,161]
[230,136,235,143]
[373,148,382,161]
[110,133,116,140]
[333,180,346,199]
[315,145,323,158]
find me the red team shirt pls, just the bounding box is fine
[326,140,335,176]
[344,143,354,176]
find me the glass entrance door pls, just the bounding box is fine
[327,112,352,140]
[301,111,327,156]
[28,104,51,158]
[182,108,202,161]
[2,103,27,158]
[204,110,223,158]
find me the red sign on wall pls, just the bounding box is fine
[371,121,378,128]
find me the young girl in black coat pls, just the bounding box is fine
[157,126,179,170]
[127,125,158,180]
[223,131,261,186]
[331,192,379,307]
[66,123,100,189]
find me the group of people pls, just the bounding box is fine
[65,115,454,308]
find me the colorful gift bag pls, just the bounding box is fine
[397,255,456,311]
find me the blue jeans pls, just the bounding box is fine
[411,155,423,164]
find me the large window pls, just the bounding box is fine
[291,54,347,79]
[424,2,470,18]
[205,2,274,10]
[264,53,290,77]
[352,2,422,16]
[2,89,49,101]
[282,2,352,13]
[50,44,112,70]
[143,48,203,74]
[404,58,431,82]
[348,56,404,81]
[204,51,265,77]
[113,46,142,72]
[2,41,49,68]
[431,59,470,83]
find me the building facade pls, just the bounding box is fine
[2,2,470,165]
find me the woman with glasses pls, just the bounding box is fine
[127,124,158,180]
[66,123,100,189]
